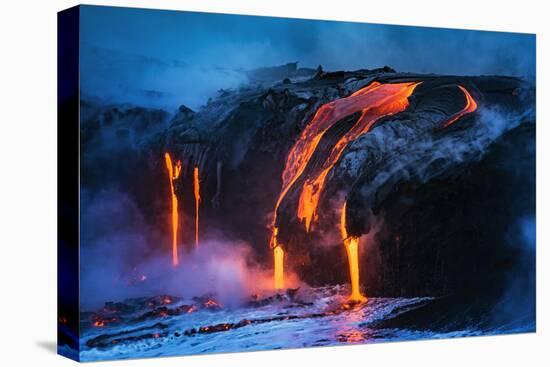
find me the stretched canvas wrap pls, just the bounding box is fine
[57,5,536,362]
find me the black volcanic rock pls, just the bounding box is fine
[171,104,195,126]
[80,101,169,147]
[81,65,535,302]
[246,62,317,86]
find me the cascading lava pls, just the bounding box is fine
[193,166,201,248]
[269,82,478,291]
[340,202,367,303]
[296,82,421,231]
[273,244,284,289]
[269,81,420,289]
[164,153,182,266]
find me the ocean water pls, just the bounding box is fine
[79,286,534,361]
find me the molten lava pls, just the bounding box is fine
[92,316,118,328]
[297,82,420,231]
[193,166,201,248]
[442,85,478,128]
[203,299,221,308]
[269,81,420,289]
[93,320,105,328]
[270,82,384,238]
[164,153,182,266]
[274,245,285,289]
[340,202,367,303]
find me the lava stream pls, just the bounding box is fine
[193,166,201,248]
[164,153,182,266]
[274,245,284,289]
[269,82,385,249]
[297,82,420,231]
[269,81,419,289]
[340,202,367,303]
[442,85,478,128]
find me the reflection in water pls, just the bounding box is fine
[79,289,529,362]
[334,302,367,343]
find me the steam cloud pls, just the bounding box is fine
[80,189,279,310]
[336,102,535,202]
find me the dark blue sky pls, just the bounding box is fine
[79,5,535,110]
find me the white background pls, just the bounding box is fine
[0,0,547,365]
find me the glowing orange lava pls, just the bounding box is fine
[274,245,285,289]
[193,166,201,248]
[203,299,221,308]
[297,82,420,231]
[93,320,105,328]
[442,85,478,128]
[165,152,182,266]
[269,81,420,289]
[270,82,384,239]
[340,202,367,303]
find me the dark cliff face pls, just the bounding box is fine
[80,67,535,302]
[360,122,535,297]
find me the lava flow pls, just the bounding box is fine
[297,82,420,231]
[164,153,182,266]
[193,166,201,248]
[273,244,284,289]
[442,85,478,128]
[340,202,367,303]
[269,81,419,289]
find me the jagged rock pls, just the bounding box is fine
[261,89,278,110]
[313,65,324,79]
[171,104,195,126]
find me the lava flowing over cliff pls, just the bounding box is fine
[269,81,422,293]
[266,76,484,297]
[164,153,182,266]
[58,5,538,361]
[78,65,535,357]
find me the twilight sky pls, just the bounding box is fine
[79,5,536,110]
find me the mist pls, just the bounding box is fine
[79,189,295,310]
[79,5,535,110]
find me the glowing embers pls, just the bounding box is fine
[164,153,182,266]
[273,246,285,289]
[441,85,478,128]
[92,315,119,328]
[193,166,201,248]
[340,202,367,303]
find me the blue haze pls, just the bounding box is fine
[80,5,535,110]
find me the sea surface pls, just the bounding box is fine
[78,285,534,361]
